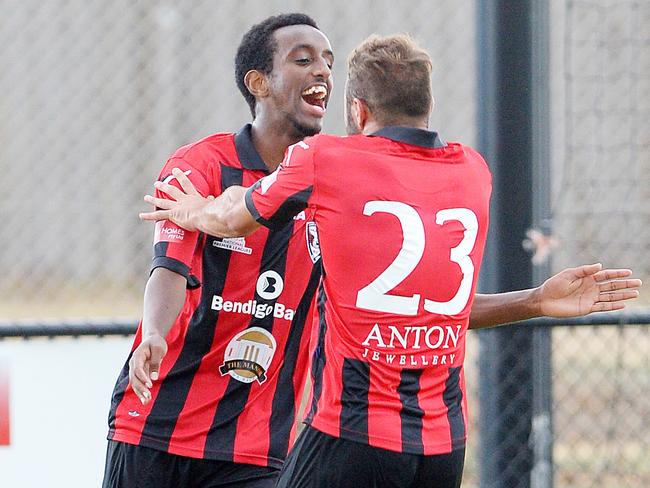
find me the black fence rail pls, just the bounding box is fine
[0,319,137,338]
[2,310,649,338]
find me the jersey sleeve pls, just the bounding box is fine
[151,157,212,282]
[244,139,315,229]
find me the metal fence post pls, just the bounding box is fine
[530,1,553,487]
[476,1,552,487]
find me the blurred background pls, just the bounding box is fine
[0,0,648,487]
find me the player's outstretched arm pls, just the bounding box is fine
[139,167,259,237]
[469,263,642,330]
[129,267,186,405]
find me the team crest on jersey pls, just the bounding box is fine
[306,222,321,263]
[220,327,277,384]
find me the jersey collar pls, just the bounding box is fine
[234,124,270,172]
[370,126,446,149]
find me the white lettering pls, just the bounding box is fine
[362,324,387,348]
[362,323,463,351]
[443,325,461,349]
[411,326,426,349]
[209,295,295,321]
[425,326,445,349]
[388,326,410,349]
[211,295,223,310]
[254,304,266,319]
[356,351,457,366]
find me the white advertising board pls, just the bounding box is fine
[0,336,133,488]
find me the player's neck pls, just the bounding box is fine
[361,117,429,135]
[250,119,303,172]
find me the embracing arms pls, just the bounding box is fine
[140,168,642,330]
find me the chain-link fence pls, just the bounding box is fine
[547,1,650,486]
[553,324,650,487]
[2,1,649,487]
[0,0,477,319]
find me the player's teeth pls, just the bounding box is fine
[302,86,327,96]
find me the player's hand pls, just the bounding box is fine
[139,168,213,231]
[538,263,642,317]
[128,334,168,405]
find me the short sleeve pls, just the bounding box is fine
[151,157,212,281]
[245,139,316,229]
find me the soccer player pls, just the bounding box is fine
[140,34,641,488]
[102,14,333,488]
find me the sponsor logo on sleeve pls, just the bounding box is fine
[155,220,185,243]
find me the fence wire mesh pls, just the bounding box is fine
[0,0,477,319]
[547,1,650,487]
[2,1,649,487]
[552,325,650,487]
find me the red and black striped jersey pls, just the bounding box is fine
[246,127,492,455]
[107,125,322,468]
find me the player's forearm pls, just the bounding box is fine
[197,186,260,238]
[142,267,187,339]
[469,288,542,329]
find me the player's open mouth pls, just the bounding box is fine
[301,84,328,116]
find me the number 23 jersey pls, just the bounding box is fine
[246,127,492,455]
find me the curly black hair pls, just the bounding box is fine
[235,13,319,117]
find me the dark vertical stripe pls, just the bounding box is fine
[306,277,328,423]
[340,358,370,444]
[220,164,246,189]
[204,220,294,458]
[259,187,313,230]
[267,261,322,461]
[107,354,132,434]
[139,167,242,447]
[154,241,169,255]
[443,366,466,450]
[397,369,425,454]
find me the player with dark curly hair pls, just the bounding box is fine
[235,13,318,120]
[102,13,333,488]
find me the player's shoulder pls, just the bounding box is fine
[168,131,236,167]
[301,133,361,151]
[442,142,490,169]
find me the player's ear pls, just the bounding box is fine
[353,98,370,131]
[244,70,270,99]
